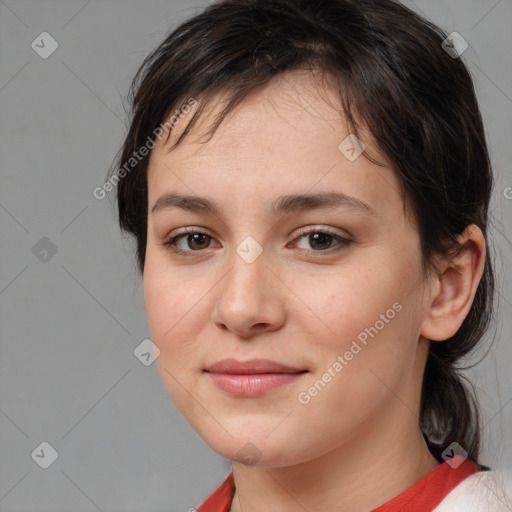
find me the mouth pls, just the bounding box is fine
[204,358,308,396]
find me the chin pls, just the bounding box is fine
[196,424,315,468]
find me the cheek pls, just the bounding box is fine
[287,256,418,398]
[143,272,174,346]
[143,261,204,410]
[143,252,200,357]
[287,261,403,351]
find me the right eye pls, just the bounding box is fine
[161,228,219,255]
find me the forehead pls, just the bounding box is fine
[146,70,408,223]
[163,70,355,156]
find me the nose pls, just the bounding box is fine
[211,248,287,339]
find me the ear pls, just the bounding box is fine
[420,224,486,342]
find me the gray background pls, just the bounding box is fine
[0,0,511,511]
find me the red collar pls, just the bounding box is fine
[197,455,480,512]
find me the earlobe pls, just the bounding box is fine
[420,225,486,342]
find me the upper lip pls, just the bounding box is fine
[205,358,307,374]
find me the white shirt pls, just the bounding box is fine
[434,470,512,511]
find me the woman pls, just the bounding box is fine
[111,0,508,510]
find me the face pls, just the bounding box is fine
[144,70,432,468]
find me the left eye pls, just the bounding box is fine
[292,229,351,252]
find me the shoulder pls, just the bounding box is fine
[434,470,512,512]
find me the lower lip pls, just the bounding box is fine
[206,372,306,396]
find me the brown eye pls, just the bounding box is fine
[186,233,211,250]
[293,228,352,253]
[307,232,335,251]
[162,229,217,255]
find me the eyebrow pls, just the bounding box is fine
[151,191,377,216]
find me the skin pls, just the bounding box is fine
[143,70,486,512]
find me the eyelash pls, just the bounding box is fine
[160,226,352,257]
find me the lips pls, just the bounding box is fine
[204,358,307,375]
[204,358,308,396]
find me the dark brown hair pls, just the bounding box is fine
[111,0,495,464]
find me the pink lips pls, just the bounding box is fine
[204,358,308,397]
